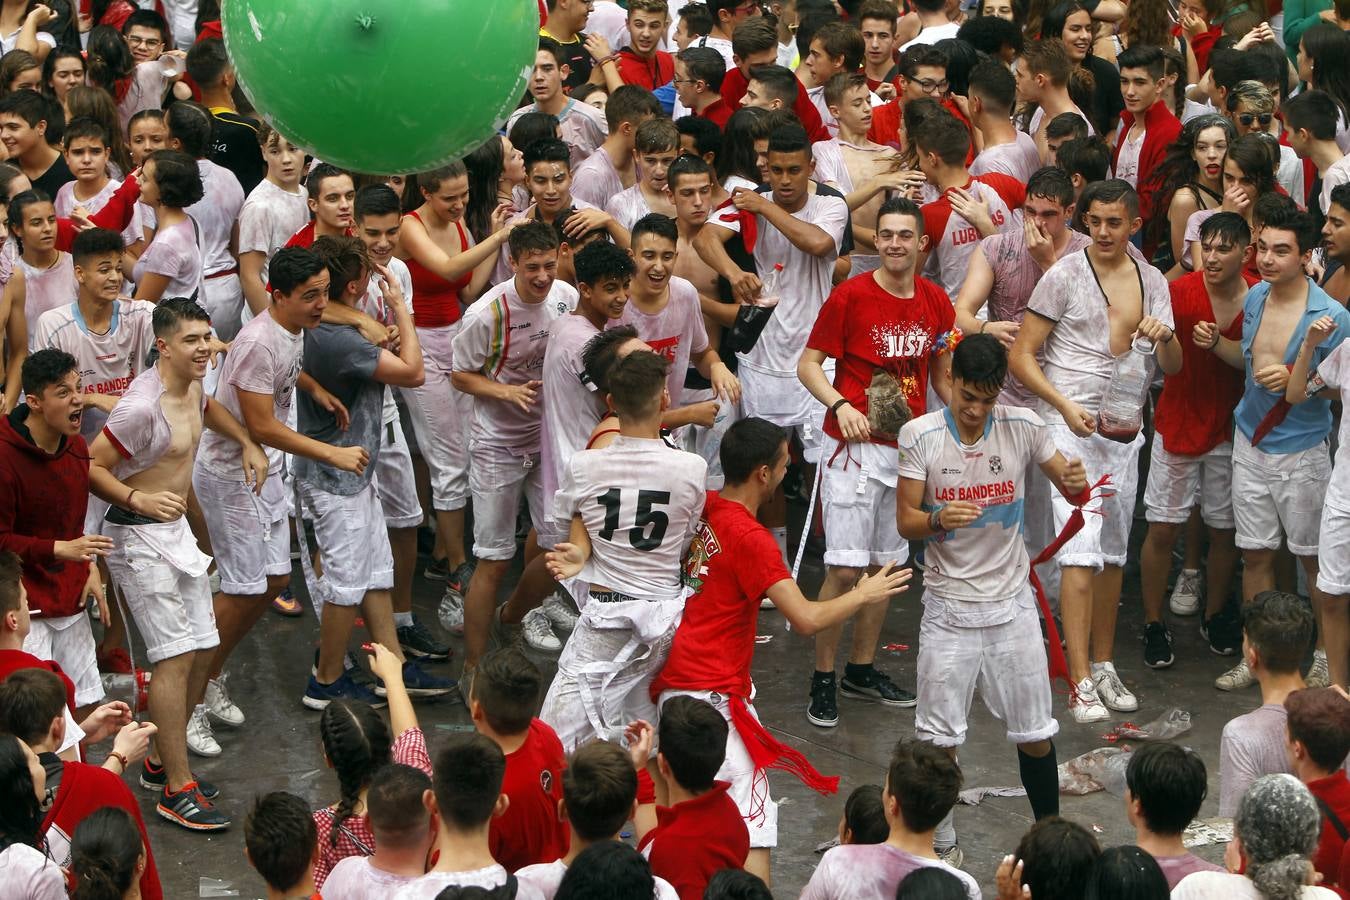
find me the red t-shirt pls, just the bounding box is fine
[868,97,977,165]
[44,759,163,900]
[1309,770,1350,888]
[638,781,750,900]
[0,649,76,715]
[616,49,674,91]
[1153,271,1257,456]
[697,98,735,130]
[721,68,832,143]
[488,719,569,872]
[806,271,955,446]
[651,492,791,700]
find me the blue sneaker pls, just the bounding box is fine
[303,670,387,710]
[376,660,455,698]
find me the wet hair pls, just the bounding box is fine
[0,667,66,745]
[811,21,865,71]
[957,15,1024,58]
[562,739,639,841]
[245,792,317,893]
[606,349,669,420]
[766,123,810,161]
[1117,43,1166,81]
[679,46,727,93]
[1015,817,1103,900]
[658,695,727,792]
[732,15,779,57]
[0,551,21,619]
[151,298,212,339]
[573,238,636,288]
[71,807,142,900]
[604,84,660,132]
[1145,114,1237,250]
[148,149,205,208]
[185,37,231,88]
[164,100,214,158]
[1198,211,1251,250]
[581,324,640,395]
[1283,89,1339,142]
[704,869,774,900]
[524,137,572,174]
[366,764,432,849]
[886,739,961,833]
[1020,38,1071,86]
[431,733,506,831]
[311,234,370,300]
[21,347,78,398]
[507,219,561,261]
[677,1,713,37]
[676,115,720,160]
[748,64,800,109]
[555,841,656,900]
[1242,590,1315,673]
[717,107,767,184]
[354,184,401,223]
[62,116,108,152]
[667,152,714,192]
[968,59,1016,115]
[1125,742,1208,836]
[914,113,971,166]
[630,212,678,250]
[897,867,971,900]
[85,25,135,94]
[1225,132,1279,198]
[877,196,925,236]
[843,783,889,844]
[899,43,949,80]
[306,162,354,201]
[510,112,561,162]
[472,647,542,736]
[820,71,866,113]
[1209,46,1281,95]
[634,117,680,155]
[70,227,124,268]
[318,699,391,848]
[6,188,52,255]
[1285,688,1350,772]
[1045,114,1089,146]
[463,134,509,242]
[1079,178,1141,221]
[1083,846,1169,900]
[951,333,1008,394]
[0,733,43,853]
[1025,166,1075,209]
[1235,775,1323,900]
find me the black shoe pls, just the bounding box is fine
[398,615,451,661]
[840,667,917,708]
[157,782,230,831]
[139,759,219,800]
[444,562,475,603]
[424,557,450,581]
[1142,621,1175,668]
[1202,603,1242,656]
[808,673,839,727]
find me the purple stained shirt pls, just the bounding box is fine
[621,276,709,408]
[799,844,982,900]
[1154,853,1226,890]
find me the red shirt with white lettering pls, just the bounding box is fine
[806,271,955,446]
[488,718,569,872]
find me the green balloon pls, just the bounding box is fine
[222,0,536,174]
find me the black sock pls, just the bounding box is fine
[844,662,874,684]
[813,669,835,683]
[1018,743,1059,820]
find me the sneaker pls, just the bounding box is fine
[97,647,132,674]
[395,660,456,698]
[1169,569,1202,616]
[185,705,221,757]
[424,557,450,581]
[303,670,387,710]
[444,561,475,600]
[140,759,219,799]
[521,607,562,652]
[1091,661,1138,712]
[542,594,579,633]
[839,668,917,708]
[760,597,775,610]
[204,674,244,728]
[157,782,230,831]
[490,606,523,651]
[808,673,839,727]
[937,845,965,870]
[1202,604,1242,656]
[270,588,303,617]
[438,587,465,635]
[1142,622,1175,669]
[1215,659,1254,691]
[1069,677,1111,723]
[398,615,451,661]
[1307,650,1331,688]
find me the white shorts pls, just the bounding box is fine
[1048,425,1142,571]
[680,388,743,491]
[1317,502,1350,595]
[739,365,825,464]
[657,688,778,849]
[469,442,545,561]
[820,438,908,569]
[192,466,291,595]
[296,481,394,608]
[1143,436,1234,528]
[83,495,108,536]
[915,587,1058,747]
[373,411,423,530]
[400,324,472,511]
[104,519,218,665]
[200,271,244,341]
[1232,432,1329,556]
[24,612,102,707]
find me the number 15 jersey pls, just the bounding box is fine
[556,435,708,604]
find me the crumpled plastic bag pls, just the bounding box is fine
[1109,708,1191,741]
[958,786,1028,806]
[1058,746,1133,795]
[865,369,911,441]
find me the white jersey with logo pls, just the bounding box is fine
[237,178,309,325]
[897,405,1057,602]
[921,176,1024,299]
[621,276,709,408]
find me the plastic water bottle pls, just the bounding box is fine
[1096,336,1154,442]
[756,263,784,308]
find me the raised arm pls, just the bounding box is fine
[1286,315,1338,405]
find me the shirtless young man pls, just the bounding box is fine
[1016,40,1094,161]
[88,299,268,832]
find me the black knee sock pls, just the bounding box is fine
[1018,743,1059,821]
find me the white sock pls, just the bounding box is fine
[393,611,414,628]
[770,526,788,565]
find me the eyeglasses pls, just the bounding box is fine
[912,77,950,94]
[1237,112,1273,127]
[125,35,163,48]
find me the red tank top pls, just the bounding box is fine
[403,211,473,328]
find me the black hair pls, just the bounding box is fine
[582,324,640,395]
[878,196,925,236]
[897,867,971,900]
[717,107,767,184]
[843,783,889,844]
[0,734,43,853]
[1256,197,1320,255]
[562,739,639,841]
[472,647,542,736]
[810,21,865,71]
[767,123,811,159]
[1117,43,1166,81]
[679,46,727,93]
[1209,46,1280,94]
[121,8,169,43]
[1082,846,1170,900]
[667,152,714,192]
[658,695,728,792]
[0,667,66,745]
[1145,114,1236,251]
[749,64,800,108]
[1285,688,1350,772]
[164,101,214,159]
[148,149,204,208]
[604,84,660,132]
[731,15,779,58]
[574,238,636,287]
[704,869,774,900]
[1283,89,1339,142]
[606,349,669,420]
[956,15,1024,58]
[1079,178,1141,221]
[354,184,401,222]
[152,298,212,339]
[1301,23,1350,122]
[509,112,562,161]
[524,137,572,174]
[951,333,1008,394]
[886,739,961,833]
[463,134,509,243]
[71,807,142,900]
[269,246,328,296]
[6,188,52,256]
[1125,742,1209,836]
[22,347,77,397]
[630,212,678,249]
[366,764,433,848]
[306,162,352,201]
[0,88,50,128]
[1040,0,1089,41]
[1045,113,1090,143]
[933,38,981,97]
[61,116,107,150]
[721,416,787,485]
[84,25,135,93]
[311,234,370,300]
[676,115,721,160]
[968,59,1016,114]
[795,9,842,79]
[1198,210,1251,250]
[899,44,949,80]
[1242,590,1316,673]
[71,227,124,268]
[914,112,970,166]
[677,1,714,37]
[1056,136,1110,190]
[245,792,317,893]
[508,220,562,261]
[555,841,656,900]
[1332,182,1350,216]
[431,733,506,831]
[185,36,231,88]
[537,35,567,67]
[318,699,391,848]
[1025,166,1075,208]
[1016,817,1103,900]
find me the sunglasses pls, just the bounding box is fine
[1237,113,1273,127]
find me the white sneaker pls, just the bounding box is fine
[438,587,464,635]
[1092,661,1139,712]
[521,608,562,652]
[760,597,775,609]
[1307,650,1331,688]
[936,845,964,869]
[204,674,244,728]
[1070,677,1111,724]
[186,704,221,757]
[1215,659,1254,691]
[1169,569,1202,616]
[542,594,579,633]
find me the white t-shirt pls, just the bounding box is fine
[54,179,143,248]
[187,160,246,276]
[711,189,848,376]
[620,276,709,408]
[1173,872,1338,900]
[35,298,157,442]
[358,257,414,427]
[572,147,625,210]
[690,34,735,69]
[605,184,653,232]
[238,178,310,295]
[970,131,1042,184]
[117,60,173,134]
[899,21,961,51]
[800,843,981,900]
[1276,143,1305,207]
[0,28,54,56]
[133,217,203,300]
[1026,105,1095,138]
[20,253,78,351]
[540,313,607,525]
[921,178,1024,299]
[507,100,609,170]
[517,858,681,899]
[392,865,546,900]
[0,843,66,900]
[196,308,303,477]
[1311,340,1350,512]
[322,856,419,900]
[104,363,209,483]
[1319,154,1350,216]
[1113,127,1145,187]
[452,277,577,454]
[1025,248,1173,423]
[897,406,1057,603]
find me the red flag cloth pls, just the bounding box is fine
[715,199,759,254]
[728,694,839,821]
[1251,365,1297,447]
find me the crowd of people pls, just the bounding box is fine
[0,0,1347,896]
